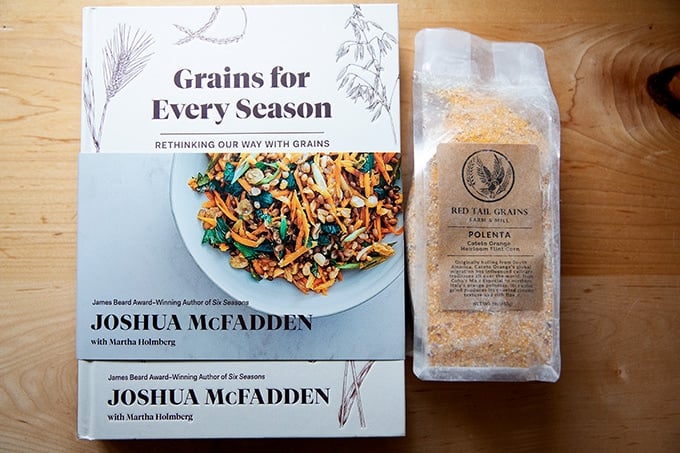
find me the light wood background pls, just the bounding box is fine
[1,0,679,451]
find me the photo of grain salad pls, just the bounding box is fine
[187,152,403,295]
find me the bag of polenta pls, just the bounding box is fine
[407,28,561,381]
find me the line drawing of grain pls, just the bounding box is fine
[173,6,248,46]
[83,24,154,152]
[337,5,399,144]
[338,360,374,428]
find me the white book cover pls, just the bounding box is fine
[77,4,404,439]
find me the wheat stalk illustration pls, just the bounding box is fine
[336,5,399,143]
[83,24,154,152]
[465,159,477,187]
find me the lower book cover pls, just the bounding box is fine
[78,359,405,439]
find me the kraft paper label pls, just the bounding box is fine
[437,143,544,311]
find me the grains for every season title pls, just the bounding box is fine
[153,66,333,124]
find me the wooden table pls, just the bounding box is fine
[1,0,678,451]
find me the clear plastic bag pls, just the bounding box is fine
[407,29,561,381]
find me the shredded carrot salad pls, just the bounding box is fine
[188,152,403,295]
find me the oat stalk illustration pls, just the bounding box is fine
[83,24,154,152]
[337,5,399,143]
[174,6,248,46]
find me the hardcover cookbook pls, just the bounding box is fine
[76,4,404,439]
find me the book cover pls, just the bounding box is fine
[77,4,404,439]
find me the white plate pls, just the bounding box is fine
[169,153,404,317]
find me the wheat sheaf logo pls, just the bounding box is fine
[462,149,515,202]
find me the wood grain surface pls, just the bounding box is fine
[1,0,679,451]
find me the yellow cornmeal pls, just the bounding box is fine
[410,89,555,370]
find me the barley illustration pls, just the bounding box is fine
[337,5,399,143]
[83,24,154,152]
